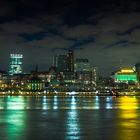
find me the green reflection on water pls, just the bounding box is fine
[5,111,26,140]
[1,96,140,140]
[4,96,27,140]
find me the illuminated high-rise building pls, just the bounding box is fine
[9,54,23,75]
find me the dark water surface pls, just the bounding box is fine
[0,96,140,140]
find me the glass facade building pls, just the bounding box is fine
[75,58,90,72]
[53,55,69,72]
[53,50,74,72]
[9,54,23,75]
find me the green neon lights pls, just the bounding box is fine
[117,74,137,81]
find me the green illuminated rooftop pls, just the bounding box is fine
[116,74,137,82]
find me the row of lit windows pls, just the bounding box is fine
[28,83,45,90]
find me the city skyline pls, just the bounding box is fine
[2,51,140,76]
[5,51,96,74]
[1,1,140,140]
[1,0,140,75]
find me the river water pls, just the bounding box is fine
[0,96,140,140]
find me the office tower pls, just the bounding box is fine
[75,58,96,85]
[53,55,69,72]
[53,50,74,72]
[75,58,90,72]
[75,58,91,84]
[9,54,23,75]
[68,50,74,72]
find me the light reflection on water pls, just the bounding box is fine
[42,96,47,110]
[95,96,100,109]
[106,97,112,109]
[7,96,25,110]
[2,95,140,110]
[5,111,26,140]
[53,96,58,110]
[66,96,80,140]
[0,96,140,140]
[71,96,76,110]
[0,96,27,140]
[114,97,140,140]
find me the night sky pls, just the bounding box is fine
[1,0,140,75]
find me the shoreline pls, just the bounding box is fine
[0,92,140,96]
[0,90,139,96]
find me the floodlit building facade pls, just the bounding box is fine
[114,67,138,83]
[26,77,45,92]
[9,54,23,75]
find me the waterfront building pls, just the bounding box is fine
[0,71,8,91]
[9,54,23,75]
[31,70,49,82]
[49,66,62,81]
[76,71,92,84]
[63,72,76,84]
[26,77,45,92]
[31,66,62,87]
[114,67,138,83]
[10,74,31,91]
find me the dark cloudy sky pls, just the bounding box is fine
[1,0,140,75]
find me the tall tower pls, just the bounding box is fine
[75,58,90,72]
[9,54,23,75]
[68,50,74,72]
[53,50,74,72]
[53,55,69,72]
